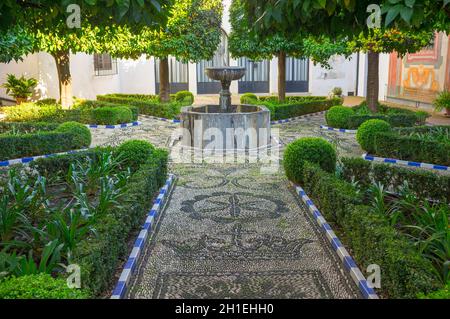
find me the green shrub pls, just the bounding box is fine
[240,93,258,104]
[300,163,440,298]
[325,106,355,128]
[283,137,336,184]
[0,122,59,134]
[341,157,450,202]
[0,274,89,299]
[35,98,58,106]
[245,96,342,120]
[55,122,91,149]
[73,149,168,295]
[433,90,450,113]
[418,283,450,299]
[97,94,182,119]
[90,106,133,125]
[4,103,63,122]
[74,100,139,121]
[357,119,391,153]
[116,140,155,171]
[0,121,92,161]
[174,90,194,105]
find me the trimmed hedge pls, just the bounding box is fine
[116,140,155,171]
[97,94,183,119]
[341,157,450,202]
[74,99,139,121]
[72,148,168,296]
[347,113,418,129]
[0,121,59,134]
[246,96,342,120]
[0,274,89,299]
[301,162,439,298]
[373,126,450,166]
[240,93,258,104]
[4,102,137,124]
[0,121,91,161]
[283,137,336,185]
[174,90,194,105]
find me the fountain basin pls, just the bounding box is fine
[180,104,271,150]
[205,67,246,82]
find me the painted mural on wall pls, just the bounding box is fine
[388,33,450,104]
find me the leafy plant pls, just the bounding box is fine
[433,90,450,113]
[1,74,37,102]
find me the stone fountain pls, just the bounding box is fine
[180,67,271,151]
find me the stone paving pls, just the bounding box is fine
[127,164,361,299]
[90,112,367,299]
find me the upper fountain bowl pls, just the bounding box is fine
[205,67,246,82]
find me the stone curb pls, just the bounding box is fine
[362,153,449,171]
[140,115,180,123]
[0,148,90,167]
[320,125,357,133]
[293,184,379,299]
[110,174,175,299]
[86,121,142,129]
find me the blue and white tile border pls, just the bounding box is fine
[320,125,357,134]
[111,174,175,299]
[293,184,379,299]
[362,153,449,171]
[140,115,181,124]
[270,111,327,125]
[86,121,142,129]
[0,148,90,168]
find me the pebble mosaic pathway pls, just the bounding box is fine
[91,112,365,299]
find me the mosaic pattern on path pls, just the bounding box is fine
[127,165,361,299]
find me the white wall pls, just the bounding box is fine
[309,54,358,96]
[0,54,40,100]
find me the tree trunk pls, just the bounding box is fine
[159,57,170,103]
[52,50,73,108]
[277,51,286,102]
[366,50,379,113]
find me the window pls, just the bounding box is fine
[93,53,118,76]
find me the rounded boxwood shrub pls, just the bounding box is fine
[91,106,133,125]
[56,121,91,148]
[240,93,258,104]
[0,274,89,299]
[356,119,391,153]
[116,139,155,170]
[174,90,194,105]
[283,137,336,184]
[326,106,355,128]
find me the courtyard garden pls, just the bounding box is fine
[0,0,449,302]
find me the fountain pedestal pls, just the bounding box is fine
[180,67,271,151]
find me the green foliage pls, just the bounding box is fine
[97,95,182,119]
[246,96,341,120]
[433,90,450,112]
[91,106,133,125]
[240,93,258,104]
[73,148,168,295]
[4,102,135,125]
[283,137,336,185]
[418,282,450,299]
[0,27,34,63]
[36,98,58,106]
[373,126,450,166]
[300,163,440,298]
[356,119,391,153]
[55,122,91,149]
[331,87,343,96]
[0,121,91,160]
[1,74,37,100]
[0,274,89,299]
[116,140,156,171]
[325,106,354,128]
[174,90,194,105]
[340,157,450,202]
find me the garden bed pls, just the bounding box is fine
[0,140,168,298]
[0,121,91,161]
[96,91,194,119]
[283,137,449,299]
[325,101,428,130]
[2,100,137,125]
[240,94,342,121]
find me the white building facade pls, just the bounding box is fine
[0,0,392,104]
